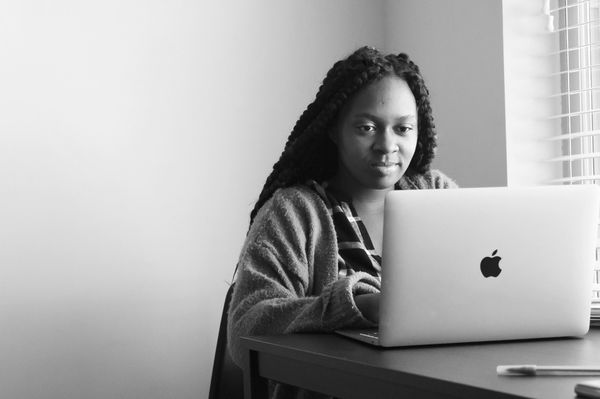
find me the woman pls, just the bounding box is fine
[227,46,457,399]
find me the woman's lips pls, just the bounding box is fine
[372,161,398,167]
[371,161,400,175]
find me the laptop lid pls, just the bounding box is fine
[378,185,600,347]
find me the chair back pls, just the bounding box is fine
[209,283,244,399]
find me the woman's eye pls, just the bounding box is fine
[357,125,376,133]
[395,125,414,134]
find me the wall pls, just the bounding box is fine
[0,1,384,398]
[0,1,525,398]
[384,0,508,188]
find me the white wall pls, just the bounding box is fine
[0,1,385,398]
[1,1,535,397]
[384,0,508,188]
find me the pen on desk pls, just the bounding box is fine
[497,365,600,376]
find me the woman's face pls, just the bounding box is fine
[331,76,418,194]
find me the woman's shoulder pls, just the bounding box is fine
[268,184,325,210]
[243,184,334,259]
[397,169,458,190]
[252,184,329,227]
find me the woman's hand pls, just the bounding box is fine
[354,293,380,324]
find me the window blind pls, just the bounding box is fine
[546,0,600,298]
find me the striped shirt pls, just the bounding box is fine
[308,180,381,278]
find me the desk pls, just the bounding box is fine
[241,329,600,398]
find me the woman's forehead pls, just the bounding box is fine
[345,76,417,116]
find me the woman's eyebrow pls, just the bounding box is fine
[351,112,378,120]
[396,115,417,122]
[352,112,417,122]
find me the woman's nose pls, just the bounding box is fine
[373,128,399,154]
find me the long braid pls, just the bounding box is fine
[249,47,438,226]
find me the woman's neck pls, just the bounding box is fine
[328,174,392,255]
[327,175,393,212]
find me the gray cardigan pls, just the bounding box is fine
[228,170,457,399]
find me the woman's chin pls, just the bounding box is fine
[366,170,405,189]
[366,176,403,190]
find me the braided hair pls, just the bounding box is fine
[249,46,437,225]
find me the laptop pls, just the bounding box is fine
[337,184,600,347]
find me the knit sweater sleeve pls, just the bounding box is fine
[227,187,380,367]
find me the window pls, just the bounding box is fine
[548,0,600,298]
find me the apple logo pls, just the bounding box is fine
[480,249,502,278]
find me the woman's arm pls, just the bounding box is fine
[227,187,380,367]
